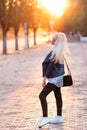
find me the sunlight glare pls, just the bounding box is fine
[40,0,68,16]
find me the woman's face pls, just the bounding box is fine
[51,35,58,45]
[51,38,56,45]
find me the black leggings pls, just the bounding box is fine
[39,83,63,117]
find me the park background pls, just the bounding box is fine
[0,0,87,54]
[0,1,87,130]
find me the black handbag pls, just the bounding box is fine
[63,57,73,87]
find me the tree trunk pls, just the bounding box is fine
[24,22,29,49]
[34,28,37,46]
[14,28,19,50]
[2,28,7,54]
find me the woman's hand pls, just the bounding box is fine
[42,76,47,87]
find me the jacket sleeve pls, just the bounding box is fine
[43,61,54,78]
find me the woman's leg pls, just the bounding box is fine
[53,87,63,116]
[39,83,55,117]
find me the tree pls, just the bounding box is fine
[0,0,20,54]
[9,0,21,50]
[59,0,87,35]
[30,0,42,45]
[78,0,87,35]
[20,0,33,48]
[20,0,39,47]
[0,0,10,54]
[61,0,80,33]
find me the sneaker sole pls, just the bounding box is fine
[50,121,63,124]
[38,121,50,128]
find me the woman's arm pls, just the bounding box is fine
[44,61,54,78]
[42,62,54,87]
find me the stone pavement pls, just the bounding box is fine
[0,42,87,130]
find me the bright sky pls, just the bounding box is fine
[40,0,68,16]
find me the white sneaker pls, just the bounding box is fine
[50,116,63,123]
[38,117,50,128]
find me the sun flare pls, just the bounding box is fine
[40,0,68,16]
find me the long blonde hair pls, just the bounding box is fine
[50,32,69,64]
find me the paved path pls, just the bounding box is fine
[0,42,87,130]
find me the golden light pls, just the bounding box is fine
[40,0,68,16]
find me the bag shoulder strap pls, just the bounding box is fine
[63,56,71,75]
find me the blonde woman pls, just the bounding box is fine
[38,32,69,128]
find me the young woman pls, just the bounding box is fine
[38,32,69,128]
